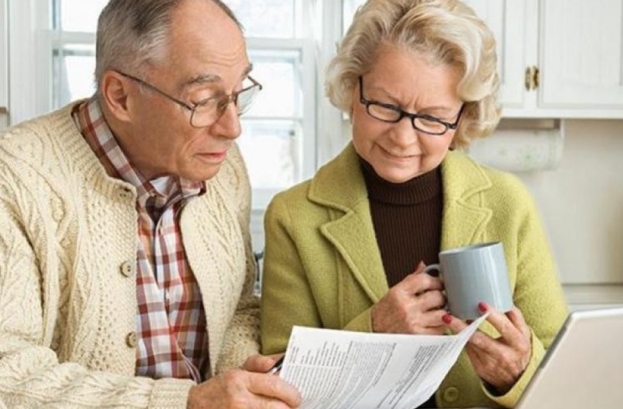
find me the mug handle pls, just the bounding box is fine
[421,264,448,312]
[422,263,441,277]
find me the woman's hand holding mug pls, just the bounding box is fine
[371,262,447,335]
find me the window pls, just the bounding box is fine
[228,0,317,209]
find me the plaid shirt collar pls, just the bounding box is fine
[72,96,206,208]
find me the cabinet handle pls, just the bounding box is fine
[533,66,540,90]
[524,66,535,91]
[524,66,540,91]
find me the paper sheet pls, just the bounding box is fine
[279,314,488,409]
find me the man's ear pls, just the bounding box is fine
[100,70,132,123]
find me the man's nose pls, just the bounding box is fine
[211,102,241,139]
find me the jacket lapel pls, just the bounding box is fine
[440,151,493,250]
[309,145,388,302]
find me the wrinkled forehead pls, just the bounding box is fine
[155,0,250,85]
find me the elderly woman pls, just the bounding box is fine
[260,0,568,407]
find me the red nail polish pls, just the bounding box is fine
[478,302,488,312]
[442,313,452,324]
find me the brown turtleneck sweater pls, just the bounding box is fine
[360,157,443,287]
[360,157,443,409]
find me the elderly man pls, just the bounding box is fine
[0,0,300,408]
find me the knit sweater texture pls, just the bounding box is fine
[361,158,443,287]
[0,102,260,408]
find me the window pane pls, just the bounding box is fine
[55,0,299,36]
[53,46,96,106]
[238,119,302,189]
[228,0,297,39]
[247,50,301,118]
[56,0,108,32]
[343,0,366,34]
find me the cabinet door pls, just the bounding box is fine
[463,0,533,109]
[540,0,623,108]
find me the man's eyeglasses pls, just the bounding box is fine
[359,76,463,136]
[115,70,262,128]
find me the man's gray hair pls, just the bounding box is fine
[95,0,241,86]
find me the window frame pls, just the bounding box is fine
[243,35,316,209]
[7,0,53,125]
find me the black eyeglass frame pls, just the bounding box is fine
[115,70,262,128]
[358,76,464,136]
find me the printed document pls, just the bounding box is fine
[279,314,488,409]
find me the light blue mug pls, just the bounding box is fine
[423,242,513,320]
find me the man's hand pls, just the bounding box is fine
[187,355,301,409]
[241,354,284,373]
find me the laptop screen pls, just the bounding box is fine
[515,307,623,409]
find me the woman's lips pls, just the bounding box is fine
[379,145,419,160]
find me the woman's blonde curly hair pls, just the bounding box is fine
[326,0,501,149]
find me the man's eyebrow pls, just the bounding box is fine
[186,74,221,86]
[183,64,254,88]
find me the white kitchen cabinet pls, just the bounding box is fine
[463,0,530,110]
[539,0,623,113]
[465,0,623,119]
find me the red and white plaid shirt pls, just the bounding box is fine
[73,97,209,381]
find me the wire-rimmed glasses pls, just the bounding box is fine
[116,70,262,128]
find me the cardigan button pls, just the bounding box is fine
[443,386,460,403]
[125,332,138,348]
[118,187,133,200]
[119,261,136,278]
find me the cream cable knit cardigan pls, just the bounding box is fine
[0,102,260,408]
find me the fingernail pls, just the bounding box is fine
[442,313,452,324]
[478,302,488,312]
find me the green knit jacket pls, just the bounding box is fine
[260,143,568,408]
